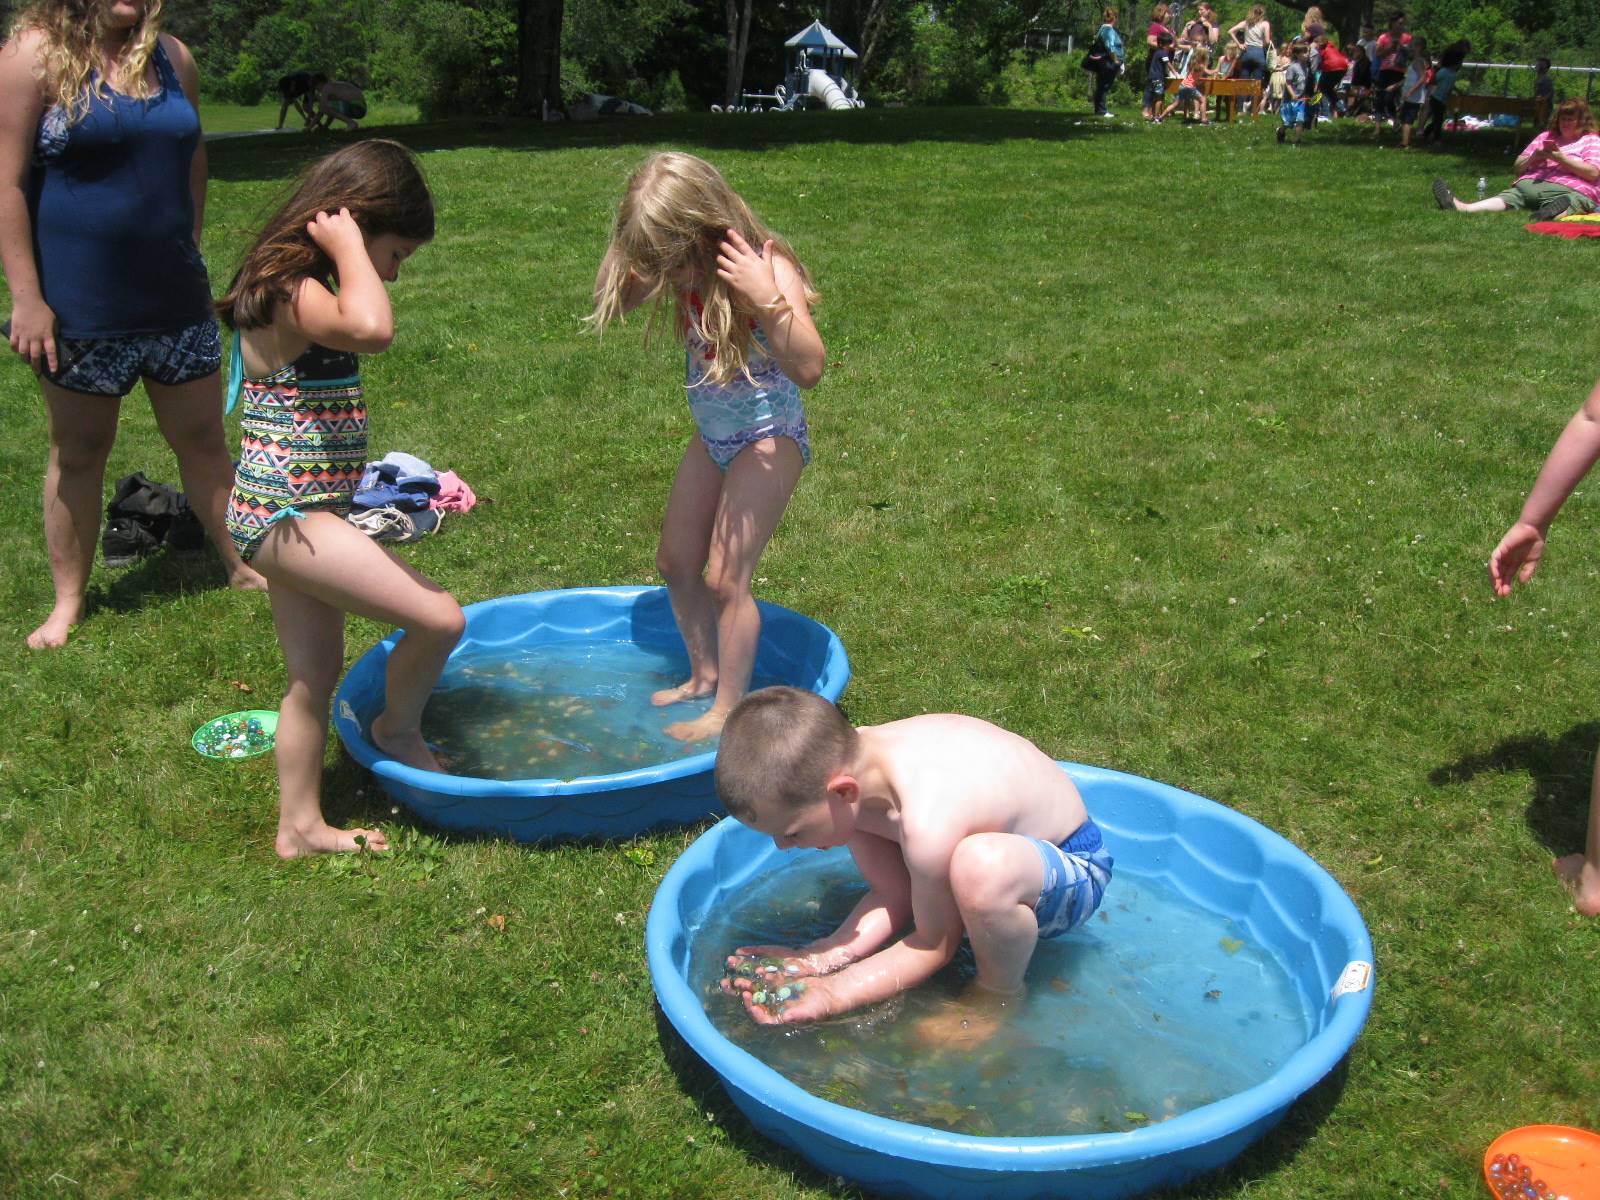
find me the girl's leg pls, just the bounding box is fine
[652,438,725,705]
[663,436,803,743]
[263,579,387,856]
[1553,749,1600,915]
[30,381,121,649]
[146,372,268,592]
[1454,197,1510,214]
[253,512,464,779]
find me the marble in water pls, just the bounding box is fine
[414,641,776,780]
[688,851,1310,1137]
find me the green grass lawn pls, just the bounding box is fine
[3,107,1599,1198]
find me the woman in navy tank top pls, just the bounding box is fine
[0,0,266,649]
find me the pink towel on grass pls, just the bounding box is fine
[430,470,478,513]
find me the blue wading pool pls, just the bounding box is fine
[646,762,1375,1200]
[333,586,850,842]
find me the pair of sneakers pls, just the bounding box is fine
[102,472,205,568]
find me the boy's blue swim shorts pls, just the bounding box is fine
[1029,816,1114,939]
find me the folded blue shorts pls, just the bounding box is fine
[1029,816,1114,939]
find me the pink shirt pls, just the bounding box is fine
[1519,131,1600,201]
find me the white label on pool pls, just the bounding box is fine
[1331,960,1373,999]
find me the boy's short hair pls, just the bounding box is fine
[714,687,859,822]
[1537,57,1552,71]
[1157,31,1174,45]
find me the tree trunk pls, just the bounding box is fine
[857,0,896,86]
[516,0,565,117]
[724,0,753,107]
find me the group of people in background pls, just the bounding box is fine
[1085,4,1557,155]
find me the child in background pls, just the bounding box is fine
[1420,39,1469,143]
[1267,45,1290,114]
[1214,42,1240,83]
[1488,382,1600,917]
[714,688,1113,1041]
[1316,35,1349,119]
[1145,30,1176,121]
[1396,37,1430,149]
[1535,57,1556,117]
[1277,43,1308,143]
[1159,46,1211,124]
[1346,42,1373,118]
[589,153,826,743]
[218,140,463,857]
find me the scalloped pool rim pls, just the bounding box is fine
[646,762,1374,1200]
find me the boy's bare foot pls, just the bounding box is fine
[26,602,80,649]
[1552,854,1600,915]
[651,680,716,707]
[276,820,390,858]
[229,563,270,592]
[371,713,446,773]
[664,708,728,743]
[914,1005,1003,1048]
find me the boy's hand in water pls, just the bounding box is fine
[723,945,841,981]
[736,974,837,1026]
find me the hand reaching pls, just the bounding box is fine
[1489,521,1546,597]
[722,970,837,1025]
[715,228,781,310]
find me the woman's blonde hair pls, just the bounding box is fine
[10,0,165,125]
[1552,97,1598,136]
[589,151,819,387]
[1151,3,1170,23]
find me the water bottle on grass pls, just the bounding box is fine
[1477,176,1487,201]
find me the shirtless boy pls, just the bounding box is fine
[714,687,1113,1040]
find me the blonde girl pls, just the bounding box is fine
[590,152,826,743]
[218,140,463,856]
[0,0,266,649]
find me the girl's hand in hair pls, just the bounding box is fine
[716,228,780,309]
[305,207,368,262]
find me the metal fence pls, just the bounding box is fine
[1461,61,1600,103]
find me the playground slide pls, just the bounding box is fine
[806,68,856,109]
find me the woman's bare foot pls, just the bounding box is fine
[651,680,716,707]
[664,707,728,743]
[276,820,390,858]
[26,601,82,649]
[1553,854,1600,915]
[371,713,446,773]
[229,562,270,592]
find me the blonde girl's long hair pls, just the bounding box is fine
[10,0,165,125]
[588,151,820,388]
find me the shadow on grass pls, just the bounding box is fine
[1428,723,1597,854]
[206,107,1131,184]
[90,547,233,617]
[654,996,1352,1200]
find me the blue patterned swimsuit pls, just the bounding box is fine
[683,291,810,470]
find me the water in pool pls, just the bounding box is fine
[688,851,1310,1137]
[409,640,780,781]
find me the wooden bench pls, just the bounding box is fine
[1165,76,1263,122]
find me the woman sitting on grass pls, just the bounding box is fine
[1433,98,1600,221]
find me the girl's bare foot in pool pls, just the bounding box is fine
[1553,854,1600,915]
[276,820,389,858]
[371,713,445,773]
[651,680,716,707]
[664,708,728,743]
[26,601,80,649]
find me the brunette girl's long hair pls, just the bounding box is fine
[10,0,165,124]
[217,139,435,330]
[587,152,819,387]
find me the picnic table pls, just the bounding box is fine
[1164,77,1263,122]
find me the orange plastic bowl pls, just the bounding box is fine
[1483,1125,1600,1200]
